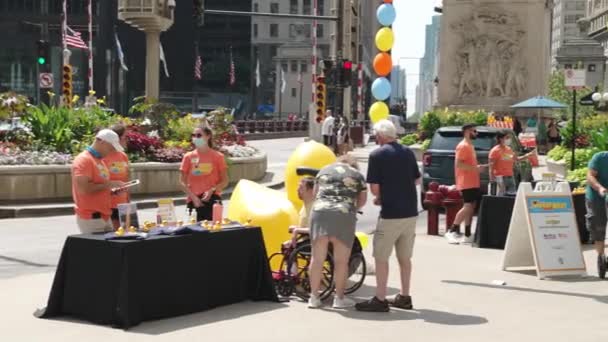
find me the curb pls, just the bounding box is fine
[0,180,285,220]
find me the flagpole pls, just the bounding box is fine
[299,79,303,118]
[278,68,283,120]
[62,0,67,52]
[88,0,93,92]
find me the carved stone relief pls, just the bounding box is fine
[451,6,527,99]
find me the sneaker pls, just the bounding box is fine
[355,296,390,312]
[460,235,475,244]
[390,294,413,310]
[308,294,322,309]
[333,296,356,309]
[444,231,460,244]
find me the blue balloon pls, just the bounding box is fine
[372,77,391,101]
[376,4,396,26]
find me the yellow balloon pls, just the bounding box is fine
[284,140,336,211]
[355,232,369,249]
[375,27,394,52]
[227,180,299,270]
[369,101,389,123]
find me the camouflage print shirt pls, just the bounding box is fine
[313,163,367,214]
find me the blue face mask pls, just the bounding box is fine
[192,137,207,148]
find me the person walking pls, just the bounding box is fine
[445,124,486,244]
[308,155,367,309]
[586,151,608,278]
[355,120,420,312]
[488,131,535,196]
[180,125,229,222]
[72,129,125,233]
[321,110,335,147]
[547,119,561,150]
[104,124,131,229]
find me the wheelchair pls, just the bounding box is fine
[269,163,367,300]
[269,233,367,301]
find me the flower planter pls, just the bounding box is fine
[0,153,267,203]
[546,158,568,178]
[409,144,424,162]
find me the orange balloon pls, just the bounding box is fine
[383,0,393,3]
[373,52,392,76]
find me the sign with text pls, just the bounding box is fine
[502,182,586,279]
[39,73,54,89]
[564,69,586,89]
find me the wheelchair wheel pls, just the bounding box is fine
[268,252,284,272]
[344,252,366,295]
[287,244,334,301]
[268,252,295,297]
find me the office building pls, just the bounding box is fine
[416,15,440,115]
[551,0,586,68]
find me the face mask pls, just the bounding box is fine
[192,137,207,148]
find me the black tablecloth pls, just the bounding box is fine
[36,227,278,328]
[474,194,589,249]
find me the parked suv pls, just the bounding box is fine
[421,126,533,205]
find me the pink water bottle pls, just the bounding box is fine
[212,201,223,223]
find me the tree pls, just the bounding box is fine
[548,70,595,119]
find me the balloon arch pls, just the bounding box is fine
[370,0,396,123]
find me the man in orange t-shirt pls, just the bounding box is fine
[104,124,131,229]
[446,124,486,244]
[72,129,126,233]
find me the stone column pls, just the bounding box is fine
[145,30,161,100]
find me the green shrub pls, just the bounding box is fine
[547,145,569,161]
[590,126,608,151]
[165,114,200,141]
[567,168,588,187]
[421,139,431,151]
[399,133,418,146]
[419,111,442,139]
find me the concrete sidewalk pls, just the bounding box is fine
[1,213,606,341]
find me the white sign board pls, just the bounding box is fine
[564,69,586,89]
[39,73,54,89]
[502,182,586,279]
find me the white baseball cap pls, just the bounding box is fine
[96,129,124,152]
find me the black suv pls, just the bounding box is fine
[421,126,533,204]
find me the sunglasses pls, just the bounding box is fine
[191,133,204,138]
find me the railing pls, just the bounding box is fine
[234,120,309,134]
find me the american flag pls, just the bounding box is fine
[64,26,88,50]
[194,54,202,80]
[229,47,236,86]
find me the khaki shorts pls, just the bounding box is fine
[76,217,113,234]
[373,217,417,261]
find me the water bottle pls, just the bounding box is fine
[212,201,223,224]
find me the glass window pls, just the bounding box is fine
[301,63,308,73]
[291,88,297,97]
[290,0,298,14]
[317,24,324,38]
[429,131,495,151]
[588,64,597,72]
[270,2,279,13]
[304,24,311,38]
[564,63,573,69]
[289,24,296,38]
[270,24,279,37]
[281,63,288,72]
[253,3,258,12]
[303,0,311,14]
[270,45,278,57]
[290,61,298,72]
[253,24,258,38]
[318,0,324,15]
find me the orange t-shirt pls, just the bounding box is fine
[489,145,515,177]
[180,149,228,200]
[71,150,112,220]
[103,151,130,208]
[455,139,480,190]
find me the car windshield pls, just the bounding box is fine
[429,131,495,151]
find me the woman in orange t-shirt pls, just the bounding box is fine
[180,126,229,221]
[488,131,534,195]
[104,124,131,229]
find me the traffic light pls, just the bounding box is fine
[62,64,73,107]
[322,59,334,85]
[315,76,326,123]
[36,40,50,66]
[338,59,353,87]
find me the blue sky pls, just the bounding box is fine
[391,1,438,114]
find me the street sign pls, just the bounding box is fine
[39,73,54,89]
[579,92,595,106]
[564,69,586,89]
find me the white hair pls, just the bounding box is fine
[373,119,397,139]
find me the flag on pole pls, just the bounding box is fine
[281,67,286,94]
[64,26,89,50]
[194,54,202,80]
[255,58,261,87]
[160,43,170,78]
[229,47,236,86]
[115,32,129,71]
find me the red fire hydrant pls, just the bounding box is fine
[424,182,444,236]
[443,186,464,234]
